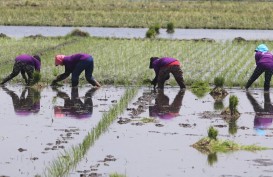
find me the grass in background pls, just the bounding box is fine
[1,0,273,29]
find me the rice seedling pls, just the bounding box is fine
[191,80,211,98]
[32,71,41,85]
[146,27,157,38]
[208,126,218,140]
[192,126,270,154]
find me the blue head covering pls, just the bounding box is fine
[255,44,269,52]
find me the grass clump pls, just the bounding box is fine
[146,27,157,38]
[210,76,228,101]
[66,29,90,37]
[32,71,41,85]
[214,76,225,87]
[208,126,218,140]
[191,80,210,98]
[166,22,175,33]
[192,127,270,154]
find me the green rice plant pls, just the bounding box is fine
[214,76,225,87]
[191,80,210,98]
[154,23,161,34]
[146,27,156,38]
[208,126,218,140]
[166,22,175,33]
[229,95,239,116]
[32,71,41,85]
[192,137,269,154]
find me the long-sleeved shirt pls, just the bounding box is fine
[15,54,41,71]
[151,57,180,84]
[54,53,92,82]
[63,53,91,72]
[255,51,273,70]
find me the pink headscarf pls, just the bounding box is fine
[55,55,65,66]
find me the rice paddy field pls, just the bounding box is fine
[1,34,273,177]
[0,36,271,88]
[1,0,273,29]
[2,0,273,176]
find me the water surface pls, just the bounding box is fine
[1,26,273,41]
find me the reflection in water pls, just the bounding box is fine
[246,92,273,136]
[2,86,40,116]
[207,152,218,166]
[214,100,224,110]
[53,87,97,119]
[149,90,185,119]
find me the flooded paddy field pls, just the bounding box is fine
[71,87,273,177]
[1,85,273,177]
[0,85,125,176]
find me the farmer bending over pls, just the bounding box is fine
[149,57,186,90]
[51,53,101,87]
[0,54,41,86]
[245,44,273,91]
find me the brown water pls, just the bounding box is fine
[1,85,273,177]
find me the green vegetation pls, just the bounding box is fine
[1,0,273,29]
[229,95,239,115]
[146,27,157,38]
[1,36,272,88]
[32,71,41,85]
[192,126,270,154]
[208,126,218,140]
[214,76,225,87]
[191,80,211,98]
[166,22,175,33]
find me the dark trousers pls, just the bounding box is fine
[1,61,34,85]
[157,65,186,89]
[71,57,96,87]
[245,67,273,91]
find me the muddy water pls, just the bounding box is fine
[1,85,273,177]
[0,85,125,176]
[1,25,273,41]
[71,87,273,177]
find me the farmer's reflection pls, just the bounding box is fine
[149,90,185,119]
[53,87,97,119]
[246,92,273,135]
[2,86,40,116]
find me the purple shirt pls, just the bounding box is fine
[152,57,179,74]
[63,53,91,72]
[15,54,41,71]
[255,51,273,70]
